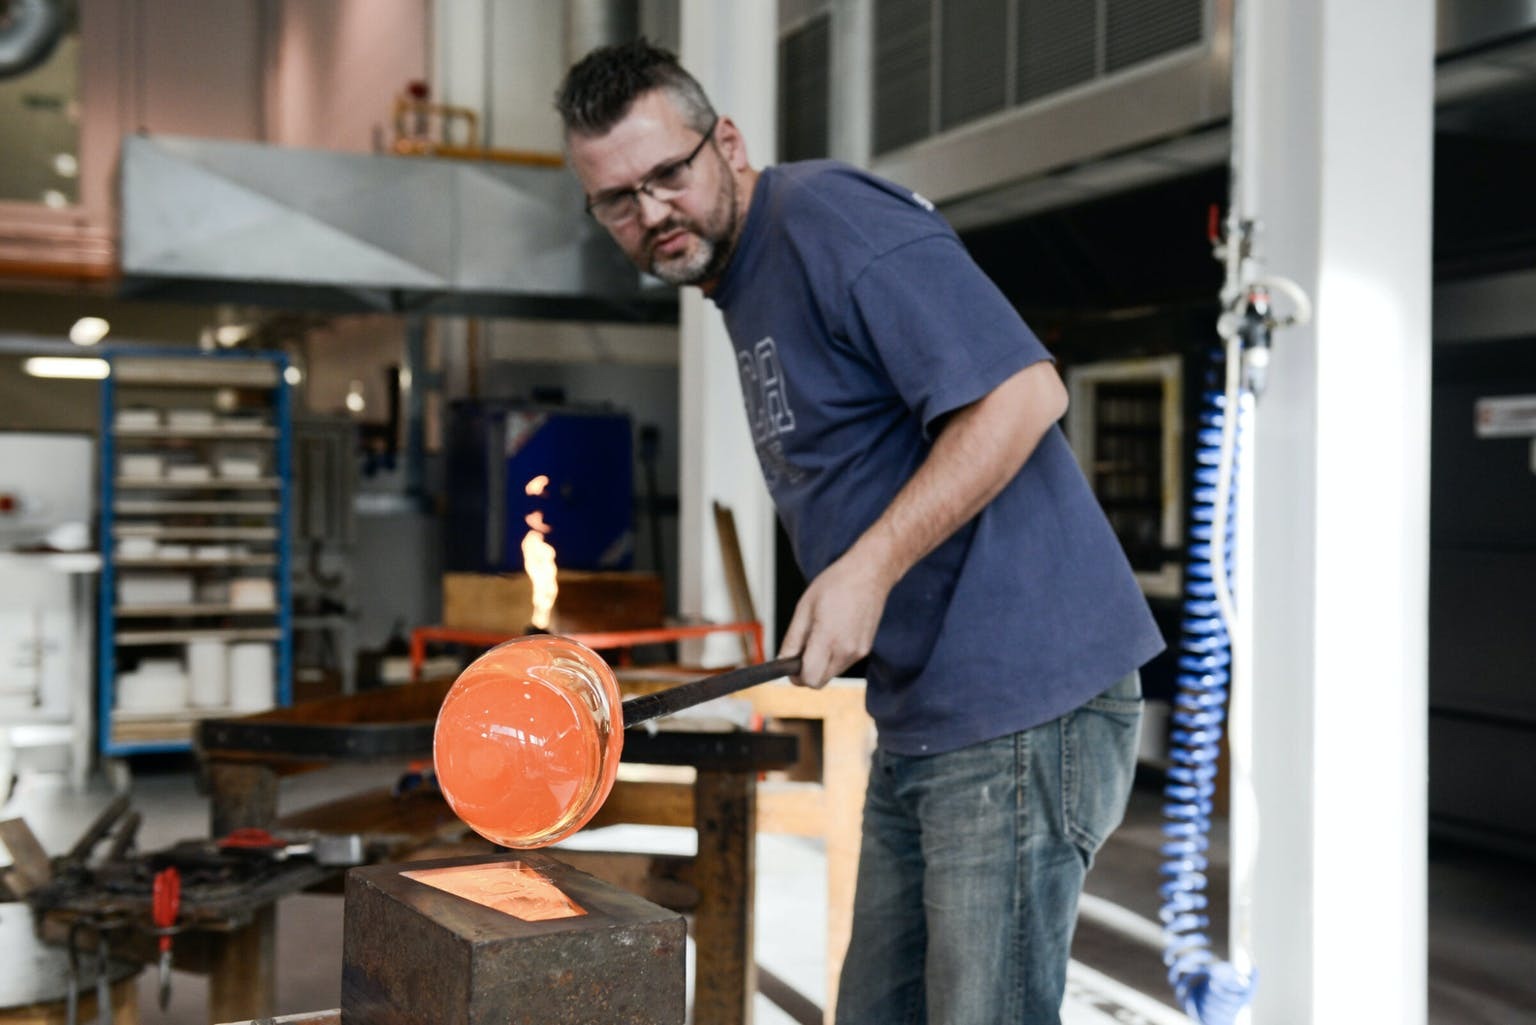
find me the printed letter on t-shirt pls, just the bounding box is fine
[737,347,766,443]
[755,338,796,438]
[736,337,803,489]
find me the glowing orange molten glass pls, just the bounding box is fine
[433,635,623,849]
[402,861,585,921]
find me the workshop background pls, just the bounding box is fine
[1,1,1534,1024]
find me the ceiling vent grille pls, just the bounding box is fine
[940,0,1009,130]
[874,0,934,156]
[1017,0,1098,103]
[779,13,832,162]
[1105,0,1204,72]
[872,0,1210,157]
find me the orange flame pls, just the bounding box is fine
[522,486,558,630]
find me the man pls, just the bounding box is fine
[557,40,1164,1025]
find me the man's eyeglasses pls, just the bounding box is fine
[585,117,718,228]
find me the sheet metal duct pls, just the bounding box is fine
[118,134,675,322]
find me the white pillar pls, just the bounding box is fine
[677,0,779,663]
[1238,1,1432,1022]
[435,1,565,154]
[829,0,872,167]
[432,0,489,138]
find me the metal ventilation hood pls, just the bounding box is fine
[118,134,676,322]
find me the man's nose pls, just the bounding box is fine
[636,188,671,227]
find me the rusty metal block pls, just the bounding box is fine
[342,852,685,1025]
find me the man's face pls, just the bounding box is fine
[567,91,742,289]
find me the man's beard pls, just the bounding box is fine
[643,163,739,286]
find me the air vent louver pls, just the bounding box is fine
[874,0,933,155]
[940,0,1009,130]
[779,14,832,162]
[1105,0,1203,72]
[870,0,1210,156]
[1017,0,1098,102]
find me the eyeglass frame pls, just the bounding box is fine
[584,116,720,227]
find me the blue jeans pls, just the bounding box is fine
[834,672,1142,1025]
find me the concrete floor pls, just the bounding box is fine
[3,760,1534,1024]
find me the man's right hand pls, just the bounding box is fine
[779,548,895,689]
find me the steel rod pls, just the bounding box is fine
[621,657,802,728]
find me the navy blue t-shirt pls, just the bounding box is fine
[709,161,1164,755]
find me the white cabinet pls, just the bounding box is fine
[0,553,98,792]
[0,432,98,790]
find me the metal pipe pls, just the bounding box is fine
[621,657,801,728]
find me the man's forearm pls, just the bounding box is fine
[779,360,1069,688]
[846,360,1069,590]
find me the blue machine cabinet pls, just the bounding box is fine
[444,401,634,574]
[97,350,293,756]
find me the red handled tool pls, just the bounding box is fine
[152,866,180,1010]
[217,827,290,854]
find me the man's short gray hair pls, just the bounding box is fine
[555,38,716,138]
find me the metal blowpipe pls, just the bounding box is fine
[620,657,802,729]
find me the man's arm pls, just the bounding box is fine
[780,359,1070,688]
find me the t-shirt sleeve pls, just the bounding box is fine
[845,234,1053,434]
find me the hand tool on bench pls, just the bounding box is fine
[65,921,82,1025]
[216,827,368,865]
[94,930,111,1025]
[103,811,141,863]
[55,795,130,882]
[152,865,180,1010]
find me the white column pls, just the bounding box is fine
[432,0,489,135]
[829,0,872,167]
[434,1,565,154]
[677,0,779,663]
[1238,1,1432,1023]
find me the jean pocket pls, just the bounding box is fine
[1062,672,1143,857]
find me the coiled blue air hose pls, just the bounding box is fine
[1159,355,1257,1025]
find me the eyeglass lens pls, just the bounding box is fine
[589,120,715,225]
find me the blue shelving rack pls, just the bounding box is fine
[97,349,293,756]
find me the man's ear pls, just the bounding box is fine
[714,116,751,171]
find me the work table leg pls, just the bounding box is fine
[209,906,276,1025]
[202,761,280,1024]
[205,762,279,836]
[692,769,756,1025]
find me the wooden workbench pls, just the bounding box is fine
[195,681,799,1025]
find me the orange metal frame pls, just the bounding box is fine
[408,621,766,682]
